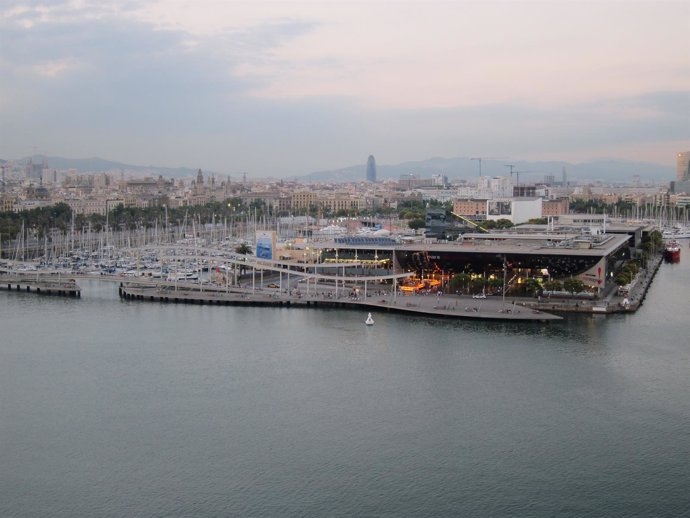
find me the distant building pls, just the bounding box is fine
[486,197,542,224]
[542,198,570,217]
[366,155,377,182]
[453,199,487,218]
[677,151,690,182]
[513,185,537,197]
[189,169,209,206]
[25,158,45,181]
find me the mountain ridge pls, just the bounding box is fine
[2,154,674,184]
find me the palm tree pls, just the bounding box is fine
[235,243,252,255]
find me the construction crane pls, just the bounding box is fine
[508,170,551,198]
[509,170,542,187]
[471,157,506,177]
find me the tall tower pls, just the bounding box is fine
[366,155,377,182]
[676,151,690,182]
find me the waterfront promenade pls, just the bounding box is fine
[118,280,562,322]
[114,247,663,320]
[1,247,666,321]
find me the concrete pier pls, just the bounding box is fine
[0,275,81,297]
[118,281,561,322]
[518,252,664,315]
[115,249,666,321]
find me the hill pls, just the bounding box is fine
[303,156,673,184]
[13,155,198,178]
[1,154,674,184]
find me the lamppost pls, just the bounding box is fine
[502,255,507,309]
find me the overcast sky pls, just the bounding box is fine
[1,0,688,177]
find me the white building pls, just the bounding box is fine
[485,197,542,224]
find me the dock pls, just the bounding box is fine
[0,274,81,297]
[118,281,562,322]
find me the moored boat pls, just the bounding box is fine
[664,240,681,263]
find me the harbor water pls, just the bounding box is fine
[2,248,689,516]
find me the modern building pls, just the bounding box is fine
[676,151,690,182]
[320,231,633,294]
[486,197,542,224]
[366,155,377,182]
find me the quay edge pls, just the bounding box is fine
[118,282,562,323]
[0,274,81,297]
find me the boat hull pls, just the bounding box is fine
[664,241,681,263]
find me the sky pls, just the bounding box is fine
[1,0,688,177]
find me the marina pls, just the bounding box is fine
[0,221,676,320]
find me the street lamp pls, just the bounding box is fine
[502,256,507,309]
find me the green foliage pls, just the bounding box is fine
[482,219,514,230]
[641,230,663,254]
[470,278,487,293]
[523,278,543,296]
[563,278,586,294]
[408,218,426,230]
[487,278,504,290]
[449,272,471,293]
[543,279,563,292]
[615,260,641,286]
[615,273,632,286]
[235,243,252,255]
[569,199,637,215]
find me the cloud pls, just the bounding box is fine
[0,1,688,174]
[0,3,319,153]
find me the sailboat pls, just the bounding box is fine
[365,312,374,326]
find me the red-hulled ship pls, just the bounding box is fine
[664,240,681,263]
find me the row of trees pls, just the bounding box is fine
[448,273,587,297]
[614,260,641,287]
[641,230,663,255]
[0,198,458,240]
[568,199,638,216]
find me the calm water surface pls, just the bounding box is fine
[2,250,689,517]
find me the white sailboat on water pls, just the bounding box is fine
[365,312,374,325]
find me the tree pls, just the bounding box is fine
[642,230,663,254]
[470,278,487,294]
[487,278,504,292]
[449,272,471,294]
[615,273,632,286]
[408,218,426,230]
[523,278,543,297]
[543,279,562,292]
[235,243,252,255]
[563,278,585,294]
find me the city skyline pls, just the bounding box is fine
[1,0,688,177]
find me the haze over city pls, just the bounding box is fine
[1,0,688,177]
